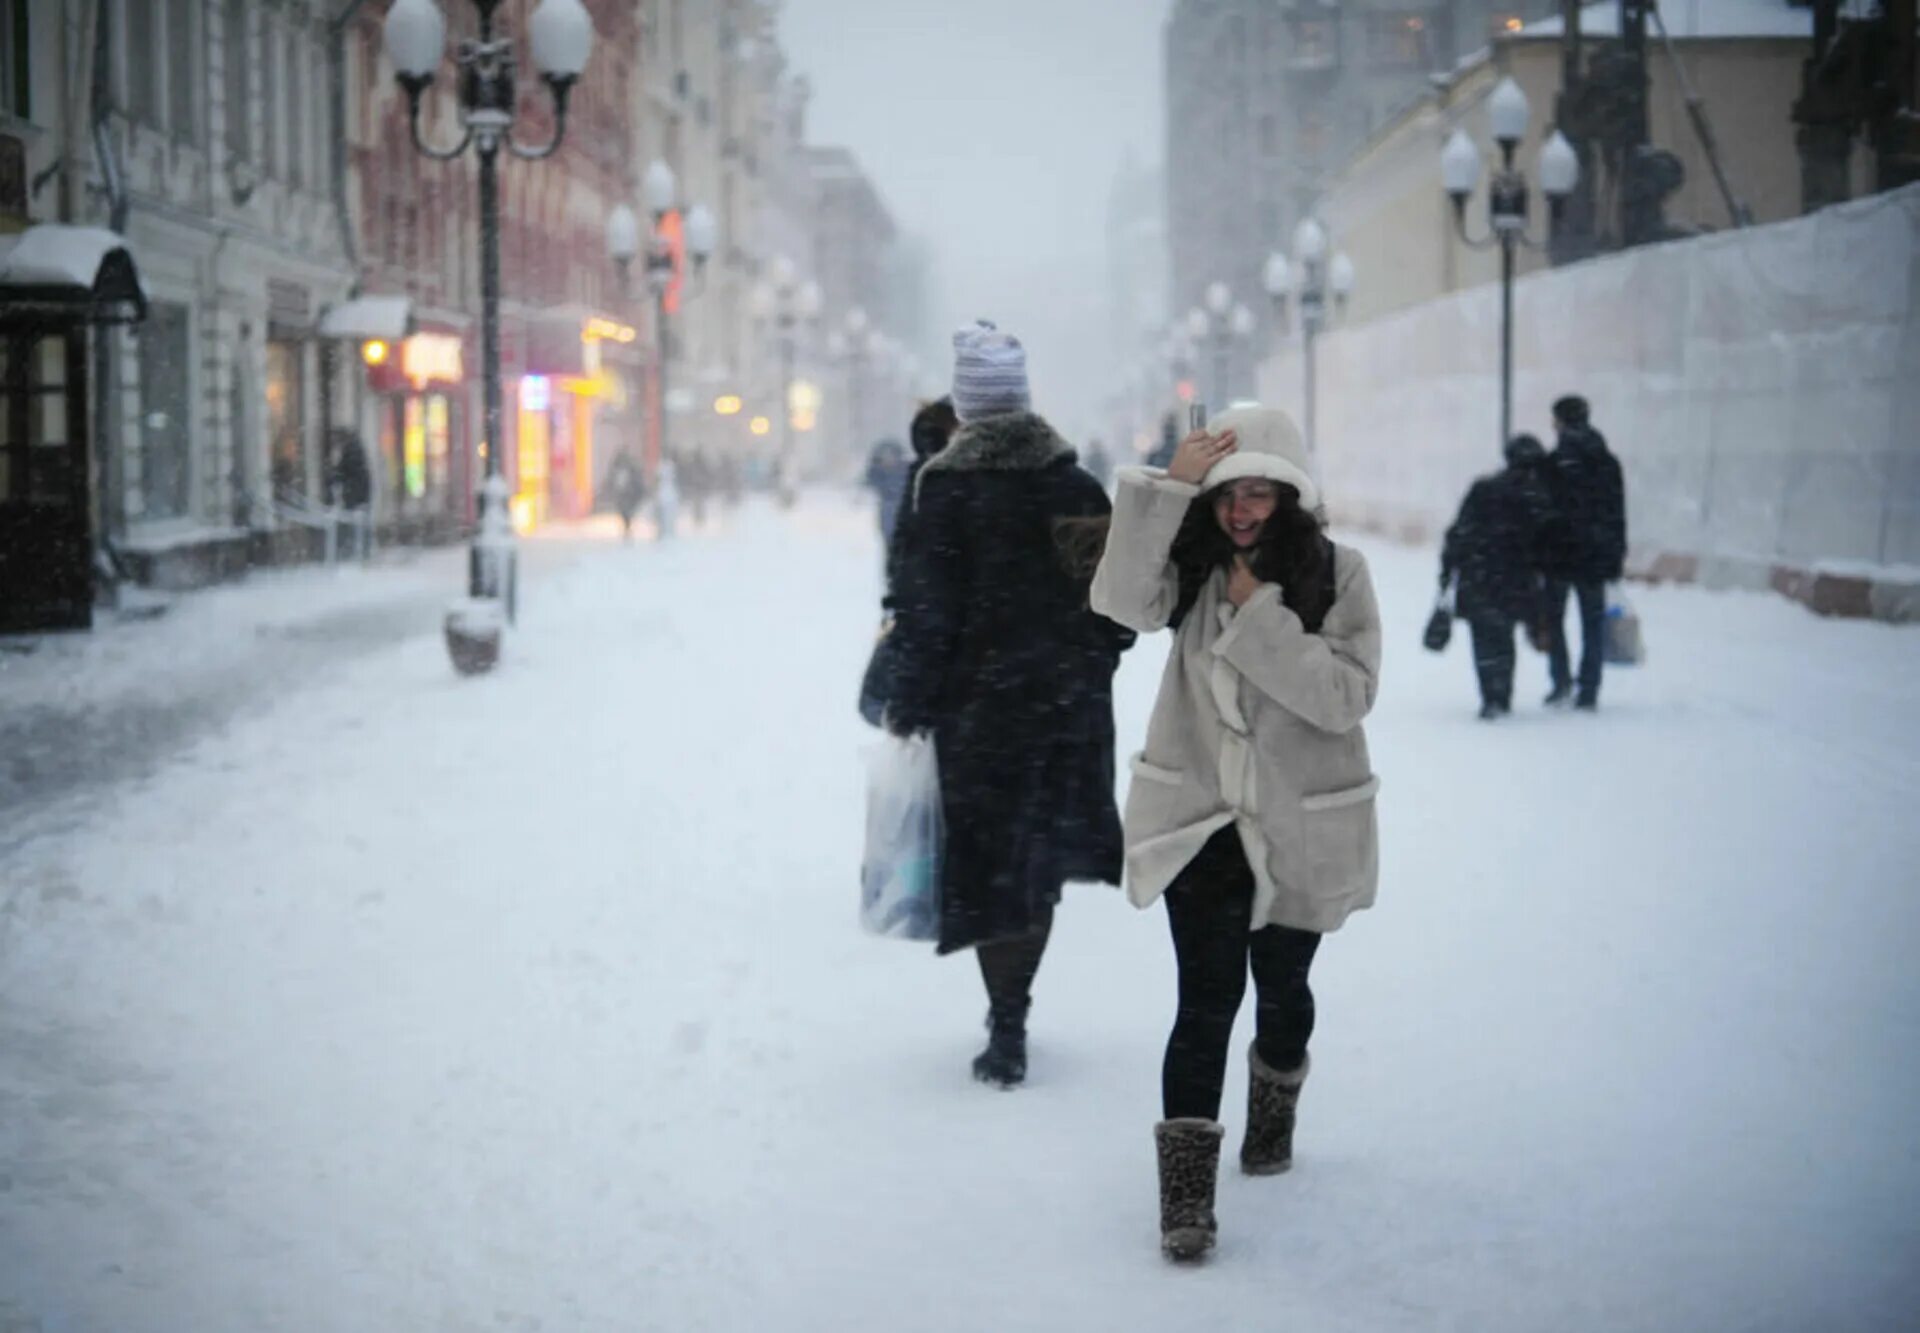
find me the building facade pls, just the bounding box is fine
[1317,5,1814,329]
[1164,0,1560,386]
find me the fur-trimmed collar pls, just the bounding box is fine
[920,412,1075,478]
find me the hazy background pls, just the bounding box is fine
[779,0,1172,441]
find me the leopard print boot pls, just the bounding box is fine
[1240,1046,1309,1176]
[1154,1118,1225,1261]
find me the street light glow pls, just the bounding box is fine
[361,339,391,367]
[714,395,744,416]
[750,416,772,436]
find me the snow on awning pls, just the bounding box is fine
[0,225,147,324]
[317,295,414,342]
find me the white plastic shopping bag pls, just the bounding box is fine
[1604,588,1647,666]
[860,735,943,941]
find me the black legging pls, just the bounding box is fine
[1163,828,1321,1121]
[976,907,1054,1027]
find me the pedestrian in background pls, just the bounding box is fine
[886,322,1132,1090]
[603,450,647,543]
[1091,405,1382,1263]
[884,398,959,596]
[1440,434,1552,719]
[1146,411,1179,469]
[864,437,912,548]
[326,428,373,562]
[654,456,681,540]
[1539,395,1627,710]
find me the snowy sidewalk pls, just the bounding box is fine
[0,530,624,851]
[1,495,1916,1332]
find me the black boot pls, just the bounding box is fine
[1155,1118,1225,1261]
[972,1007,1028,1089]
[1240,1046,1309,1175]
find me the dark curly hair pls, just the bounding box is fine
[1168,483,1335,632]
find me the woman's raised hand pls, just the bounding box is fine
[1166,428,1236,487]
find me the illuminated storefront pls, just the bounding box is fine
[363,329,468,540]
[509,315,638,532]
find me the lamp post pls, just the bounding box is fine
[751,255,823,505]
[1263,218,1356,457]
[1185,285,1256,408]
[611,159,716,480]
[1440,76,1580,447]
[383,0,593,667]
[828,306,882,462]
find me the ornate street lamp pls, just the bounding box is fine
[1440,76,1580,447]
[384,0,593,673]
[1189,283,1256,408]
[618,159,717,478]
[752,257,823,505]
[1264,217,1356,458]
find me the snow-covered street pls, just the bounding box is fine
[2,496,1917,1333]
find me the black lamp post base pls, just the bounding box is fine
[444,602,504,676]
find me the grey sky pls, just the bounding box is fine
[779,0,1172,440]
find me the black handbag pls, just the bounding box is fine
[857,619,898,727]
[1422,594,1454,653]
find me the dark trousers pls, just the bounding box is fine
[1468,616,1518,709]
[1545,578,1607,702]
[976,907,1053,1030]
[1162,829,1321,1121]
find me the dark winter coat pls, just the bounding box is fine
[329,434,372,510]
[888,411,1135,954]
[1539,426,1627,582]
[604,454,646,518]
[865,441,911,544]
[1442,463,1551,622]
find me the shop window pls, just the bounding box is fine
[1366,14,1430,69]
[1299,112,1329,162]
[168,0,197,143]
[266,338,307,502]
[224,0,249,160]
[1287,17,1337,70]
[259,13,279,177]
[2,0,29,120]
[125,0,161,127]
[138,305,193,521]
[286,26,305,188]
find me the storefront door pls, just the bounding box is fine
[0,330,91,632]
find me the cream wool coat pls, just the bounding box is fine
[1091,468,1383,933]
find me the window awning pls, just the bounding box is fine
[317,294,415,342]
[0,225,147,324]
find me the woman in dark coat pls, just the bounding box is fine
[1440,434,1553,718]
[887,322,1133,1089]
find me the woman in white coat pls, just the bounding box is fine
[1091,404,1382,1262]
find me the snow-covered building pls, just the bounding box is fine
[1163,0,1563,342]
[95,0,360,586]
[1316,0,1817,328]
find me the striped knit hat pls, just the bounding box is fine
[950,320,1031,421]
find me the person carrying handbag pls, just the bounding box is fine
[1438,433,1554,719]
[1091,405,1382,1262]
[884,323,1133,1089]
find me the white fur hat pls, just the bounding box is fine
[1200,404,1319,510]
